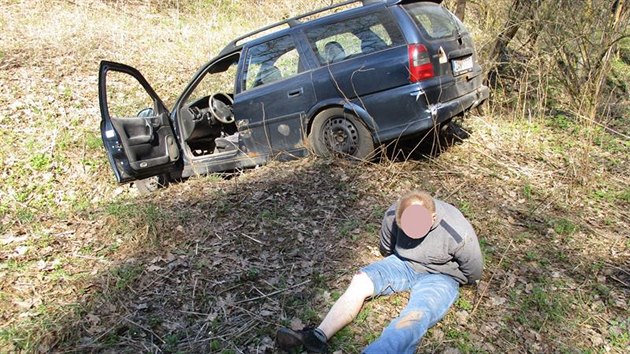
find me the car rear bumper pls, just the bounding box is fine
[373,84,489,143]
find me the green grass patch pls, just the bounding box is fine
[331,326,358,351]
[455,297,473,311]
[617,188,630,203]
[522,183,533,200]
[105,201,164,236]
[85,131,103,150]
[330,290,342,302]
[355,306,371,324]
[210,339,221,351]
[339,219,361,239]
[301,307,321,324]
[457,199,473,218]
[607,318,630,349]
[0,326,25,351]
[516,284,570,331]
[16,207,36,223]
[590,186,630,204]
[524,251,539,262]
[0,302,85,352]
[3,258,30,272]
[205,173,226,183]
[445,329,484,353]
[105,201,139,218]
[549,113,573,130]
[610,55,630,92]
[29,153,52,171]
[551,217,579,235]
[111,263,143,290]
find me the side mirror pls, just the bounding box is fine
[137,107,155,117]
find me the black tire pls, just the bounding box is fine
[133,174,168,194]
[308,108,375,159]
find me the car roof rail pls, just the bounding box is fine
[218,0,392,56]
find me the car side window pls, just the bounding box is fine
[243,35,303,90]
[305,11,405,65]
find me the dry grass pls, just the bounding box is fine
[1,0,629,353]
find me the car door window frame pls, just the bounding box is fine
[304,9,406,66]
[239,34,308,91]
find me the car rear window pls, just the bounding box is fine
[403,3,466,40]
[305,10,405,65]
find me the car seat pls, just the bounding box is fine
[360,35,387,54]
[254,65,282,87]
[324,41,346,63]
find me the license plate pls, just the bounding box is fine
[451,56,473,75]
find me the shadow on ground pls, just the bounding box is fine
[51,158,395,353]
[382,120,472,163]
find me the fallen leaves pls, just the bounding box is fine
[290,317,305,331]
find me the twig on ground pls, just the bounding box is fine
[233,280,311,305]
[92,318,124,344]
[123,317,166,344]
[606,264,630,276]
[241,233,265,245]
[610,275,629,288]
[444,181,467,200]
[194,321,208,343]
[139,268,174,293]
[180,310,215,316]
[192,277,198,310]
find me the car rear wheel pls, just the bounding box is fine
[308,108,375,159]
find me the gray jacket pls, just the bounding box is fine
[380,199,483,285]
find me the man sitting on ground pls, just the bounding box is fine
[277,190,484,353]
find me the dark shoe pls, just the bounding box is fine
[276,327,328,353]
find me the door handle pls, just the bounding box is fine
[288,88,303,98]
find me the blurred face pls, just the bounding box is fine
[400,203,436,239]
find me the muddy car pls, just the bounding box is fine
[99,0,488,190]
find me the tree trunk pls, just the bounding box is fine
[487,0,544,66]
[455,0,467,20]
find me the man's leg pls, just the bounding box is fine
[319,254,421,339]
[363,273,459,354]
[317,271,374,339]
[277,255,413,352]
[276,272,374,352]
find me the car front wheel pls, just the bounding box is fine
[308,108,375,159]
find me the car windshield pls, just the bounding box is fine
[183,54,239,106]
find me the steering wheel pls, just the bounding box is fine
[208,93,235,124]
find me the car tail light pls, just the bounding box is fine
[408,44,434,82]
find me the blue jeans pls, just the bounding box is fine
[360,255,459,354]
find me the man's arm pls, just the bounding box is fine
[379,206,397,257]
[453,232,483,285]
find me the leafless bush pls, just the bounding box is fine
[471,0,629,182]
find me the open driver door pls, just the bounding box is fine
[99,61,180,183]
